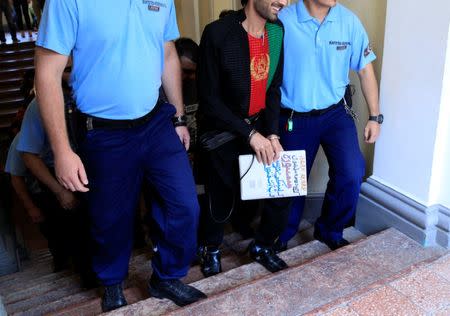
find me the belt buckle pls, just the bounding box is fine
[86,117,94,131]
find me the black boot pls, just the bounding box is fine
[148,274,207,306]
[101,284,127,312]
[313,230,350,250]
[200,246,222,277]
[272,239,288,254]
[248,241,288,273]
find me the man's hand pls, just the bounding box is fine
[364,121,381,143]
[55,150,89,192]
[269,137,284,161]
[27,206,45,223]
[249,132,275,166]
[175,126,190,150]
[55,188,79,210]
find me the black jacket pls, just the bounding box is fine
[197,10,284,139]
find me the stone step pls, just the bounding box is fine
[43,251,247,316]
[2,221,314,315]
[0,41,35,54]
[104,228,366,316]
[0,96,24,111]
[3,253,150,306]
[0,250,151,298]
[44,222,315,316]
[0,86,21,98]
[0,258,55,286]
[0,56,34,68]
[0,65,33,77]
[29,287,147,316]
[0,76,22,88]
[165,229,446,316]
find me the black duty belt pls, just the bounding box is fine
[281,99,344,117]
[81,101,162,131]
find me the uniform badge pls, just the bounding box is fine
[364,43,373,57]
[148,4,160,11]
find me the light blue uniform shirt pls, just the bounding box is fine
[36,0,180,119]
[5,133,27,177]
[279,1,376,112]
[16,99,54,168]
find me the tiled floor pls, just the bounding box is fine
[317,254,450,316]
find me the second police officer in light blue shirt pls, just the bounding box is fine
[274,0,383,252]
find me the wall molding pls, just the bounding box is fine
[0,296,6,316]
[436,205,450,248]
[355,178,443,247]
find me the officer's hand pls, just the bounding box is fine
[364,121,381,143]
[249,132,275,166]
[55,188,79,210]
[175,126,190,151]
[26,206,45,223]
[269,137,283,161]
[55,150,89,192]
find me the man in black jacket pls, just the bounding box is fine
[197,0,291,277]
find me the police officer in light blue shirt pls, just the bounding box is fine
[35,0,205,311]
[274,0,383,252]
[6,101,88,275]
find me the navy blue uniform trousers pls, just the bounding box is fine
[278,105,365,243]
[79,103,200,286]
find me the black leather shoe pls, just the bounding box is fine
[148,274,207,306]
[272,239,288,254]
[200,247,222,277]
[101,284,127,312]
[313,230,350,250]
[248,241,288,273]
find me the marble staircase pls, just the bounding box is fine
[0,223,447,316]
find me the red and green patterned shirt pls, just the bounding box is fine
[248,30,270,116]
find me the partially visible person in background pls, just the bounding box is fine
[175,37,199,148]
[0,0,19,44]
[30,0,41,27]
[5,98,95,286]
[13,0,33,37]
[219,9,235,19]
[8,69,36,141]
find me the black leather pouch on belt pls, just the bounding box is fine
[199,113,260,152]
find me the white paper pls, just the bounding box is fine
[239,150,307,200]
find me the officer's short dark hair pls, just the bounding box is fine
[241,0,248,6]
[175,38,199,64]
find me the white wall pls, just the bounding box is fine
[373,0,450,207]
[430,24,450,208]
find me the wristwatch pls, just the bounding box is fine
[369,114,384,124]
[172,115,187,127]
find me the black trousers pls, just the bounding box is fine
[13,0,31,31]
[32,191,91,272]
[0,1,18,42]
[198,138,293,247]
